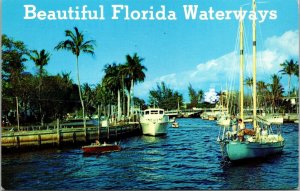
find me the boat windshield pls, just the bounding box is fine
[151,110,159,114]
[144,109,164,115]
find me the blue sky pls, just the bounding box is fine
[3,0,299,102]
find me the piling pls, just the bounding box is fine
[57,119,61,146]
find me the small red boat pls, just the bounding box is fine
[81,142,121,154]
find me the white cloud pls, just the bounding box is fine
[265,30,299,57]
[136,30,299,102]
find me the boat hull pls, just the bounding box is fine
[141,121,168,136]
[82,144,121,154]
[225,141,284,161]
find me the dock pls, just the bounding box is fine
[2,120,141,151]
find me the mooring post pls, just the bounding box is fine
[16,136,20,149]
[57,118,60,146]
[72,132,76,144]
[107,126,110,140]
[115,126,118,138]
[38,134,41,147]
[16,97,20,132]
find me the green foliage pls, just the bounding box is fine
[125,53,147,87]
[133,97,147,110]
[28,49,51,77]
[149,82,183,110]
[55,27,95,57]
[2,32,299,126]
[2,34,28,95]
[280,59,298,96]
[187,84,204,108]
[55,27,96,128]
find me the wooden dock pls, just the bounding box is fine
[2,120,141,151]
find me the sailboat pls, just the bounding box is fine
[217,1,285,161]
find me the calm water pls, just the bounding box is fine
[2,118,299,190]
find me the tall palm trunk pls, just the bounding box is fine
[117,89,121,121]
[76,56,86,131]
[38,71,43,126]
[127,91,130,117]
[288,75,291,97]
[130,79,134,115]
[122,76,126,119]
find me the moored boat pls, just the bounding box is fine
[172,122,179,128]
[260,114,284,124]
[140,108,169,136]
[82,142,121,154]
[217,1,285,162]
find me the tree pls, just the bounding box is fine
[257,80,268,109]
[102,63,122,119]
[28,49,51,125]
[245,77,253,94]
[198,90,204,104]
[95,83,110,117]
[280,59,298,96]
[187,84,204,108]
[188,84,198,108]
[133,97,147,110]
[268,74,284,112]
[82,83,96,117]
[2,35,28,125]
[125,53,147,115]
[28,49,50,77]
[55,27,96,130]
[149,82,183,110]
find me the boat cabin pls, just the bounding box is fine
[143,109,165,115]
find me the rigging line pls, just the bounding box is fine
[228,23,241,114]
[227,27,238,112]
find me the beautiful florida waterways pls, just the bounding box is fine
[2,118,299,190]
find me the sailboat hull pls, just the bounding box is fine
[225,141,284,161]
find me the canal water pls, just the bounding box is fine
[2,118,299,190]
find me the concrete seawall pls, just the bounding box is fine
[2,122,141,151]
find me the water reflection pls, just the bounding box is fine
[141,135,167,144]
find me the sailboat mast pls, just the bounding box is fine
[239,7,244,121]
[252,0,257,130]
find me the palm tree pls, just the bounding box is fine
[28,49,50,77]
[118,64,130,117]
[244,77,253,107]
[294,63,299,78]
[125,53,147,116]
[280,59,298,96]
[268,74,284,113]
[82,83,96,117]
[245,77,253,93]
[95,83,110,117]
[55,27,95,131]
[197,90,204,104]
[60,72,73,85]
[28,49,51,126]
[102,63,122,120]
[257,80,268,109]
